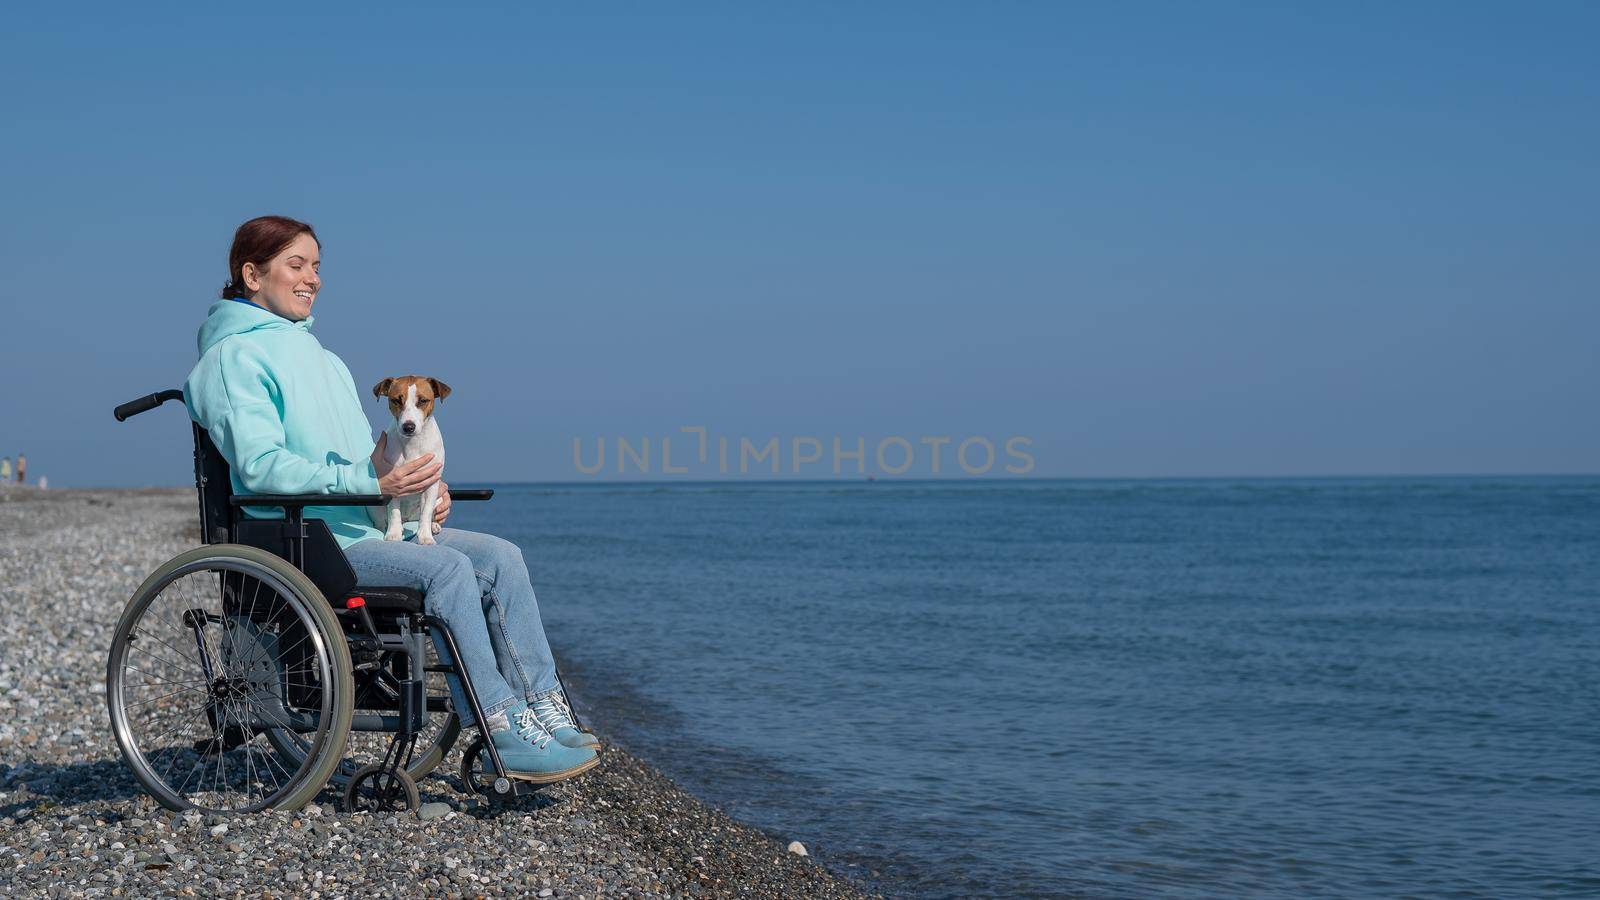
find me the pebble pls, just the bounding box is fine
[417,801,452,821]
[0,488,871,899]
[789,841,810,856]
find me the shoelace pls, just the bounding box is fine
[514,706,554,750]
[531,691,576,733]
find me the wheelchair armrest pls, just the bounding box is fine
[230,493,393,507]
[449,489,494,501]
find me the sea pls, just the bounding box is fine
[447,477,1600,898]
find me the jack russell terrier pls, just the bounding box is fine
[370,375,450,544]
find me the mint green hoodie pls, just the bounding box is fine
[184,299,390,548]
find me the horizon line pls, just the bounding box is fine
[55,471,1600,491]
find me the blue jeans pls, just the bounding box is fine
[344,528,561,728]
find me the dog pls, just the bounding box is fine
[369,375,450,544]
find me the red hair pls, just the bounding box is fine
[220,216,321,300]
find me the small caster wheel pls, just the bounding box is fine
[460,736,519,799]
[343,764,420,814]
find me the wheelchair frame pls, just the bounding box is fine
[108,389,543,811]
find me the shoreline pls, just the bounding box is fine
[0,487,876,898]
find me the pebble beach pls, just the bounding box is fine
[0,487,874,899]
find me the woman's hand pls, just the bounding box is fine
[379,454,442,497]
[372,432,392,476]
[434,482,451,526]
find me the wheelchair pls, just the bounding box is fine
[106,389,565,814]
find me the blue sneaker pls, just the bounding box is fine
[484,704,599,783]
[529,689,601,751]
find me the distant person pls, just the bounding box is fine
[37,476,47,491]
[14,454,23,484]
[0,457,9,481]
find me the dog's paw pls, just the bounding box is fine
[431,521,442,535]
[384,531,404,542]
[417,533,437,546]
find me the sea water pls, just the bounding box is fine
[449,477,1600,898]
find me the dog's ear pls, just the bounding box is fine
[429,378,452,401]
[371,378,394,399]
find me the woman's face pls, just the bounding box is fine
[243,233,321,320]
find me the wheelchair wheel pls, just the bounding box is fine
[106,545,354,813]
[265,639,461,783]
[343,764,419,814]
[458,736,514,800]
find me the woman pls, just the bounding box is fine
[184,215,599,783]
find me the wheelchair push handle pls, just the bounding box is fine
[114,389,184,422]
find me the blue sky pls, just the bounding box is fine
[2,3,1595,486]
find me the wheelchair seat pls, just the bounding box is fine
[350,586,425,614]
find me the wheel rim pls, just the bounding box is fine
[108,556,338,812]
